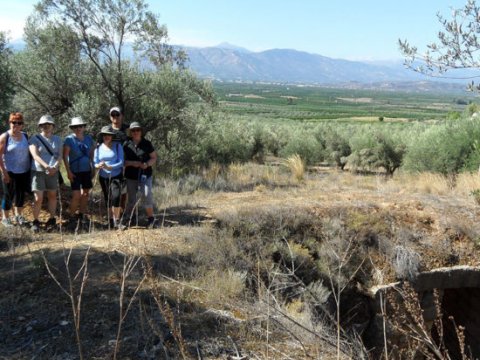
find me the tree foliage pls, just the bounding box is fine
[0,32,15,121]
[10,0,216,170]
[399,0,480,89]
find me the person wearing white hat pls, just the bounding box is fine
[94,125,125,230]
[29,114,64,232]
[63,117,94,224]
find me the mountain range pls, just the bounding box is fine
[9,39,472,91]
[183,43,474,91]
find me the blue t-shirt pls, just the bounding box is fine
[64,134,94,173]
[3,132,30,174]
[93,143,124,178]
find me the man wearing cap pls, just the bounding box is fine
[63,117,94,224]
[29,114,63,232]
[97,107,129,145]
[123,122,157,228]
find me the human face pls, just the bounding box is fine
[10,120,24,134]
[41,123,54,135]
[71,125,85,135]
[102,134,113,145]
[110,111,123,128]
[130,128,141,140]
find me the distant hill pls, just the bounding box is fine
[9,38,472,91]
[183,45,476,92]
[184,45,423,84]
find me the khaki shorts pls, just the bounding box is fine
[31,170,59,192]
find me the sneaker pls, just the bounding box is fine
[31,219,40,233]
[117,223,127,231]
[114,220,126,231]
[146,217,155,229]
[15,215,27,226]
[1,218,14,228]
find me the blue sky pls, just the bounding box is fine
[0,0,470,60]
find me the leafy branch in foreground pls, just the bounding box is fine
[399,0,480,89]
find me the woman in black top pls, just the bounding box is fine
[123,122,157,228]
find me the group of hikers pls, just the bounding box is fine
[0,107,157,232]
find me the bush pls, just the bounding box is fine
[346,130,405,175]
[403,117,480,175]
[279,130,324,165]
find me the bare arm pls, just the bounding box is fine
[0,133,10,183]
[29,144,51,170]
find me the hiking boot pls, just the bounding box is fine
[15,215,27,226]
[31,219,40,233]
[45,217,56,228]
[1,217,14,228]
[146,217,155,229]
[80,214,90,226]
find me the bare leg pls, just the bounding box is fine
[47,190,57,218]
[79,189,90,215]
[33,191,44,220]
[69,190,81,216]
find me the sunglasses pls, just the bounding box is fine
[110,112,121,117]
[10,121,24,125]
[71,125,85,129]
[130,129,141,132]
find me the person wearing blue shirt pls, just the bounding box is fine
[94,126,125,230]
[63,117,94,224]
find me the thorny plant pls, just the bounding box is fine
[145,262,189,359]
[108,250,147,360]
[41,243,90,360]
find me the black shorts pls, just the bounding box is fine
[70,171,93,191]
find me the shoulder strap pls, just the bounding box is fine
[35,134,54,156]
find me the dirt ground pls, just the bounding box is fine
[1,169,480,359]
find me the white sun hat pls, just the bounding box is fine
[38,114,55,126]
[69,117,87,128]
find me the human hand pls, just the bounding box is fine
[2,172,10,184]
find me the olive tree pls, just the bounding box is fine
[399,0,480,89]
[34,0,187,112]
[12,22,92,130]
[12,0,216,170]
[0,32,15,121]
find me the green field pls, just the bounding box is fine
[213,82,474,122]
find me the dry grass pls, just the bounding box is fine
[283,154,305,182]
[4,163,480,358]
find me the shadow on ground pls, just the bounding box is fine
[0,243,252,359]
